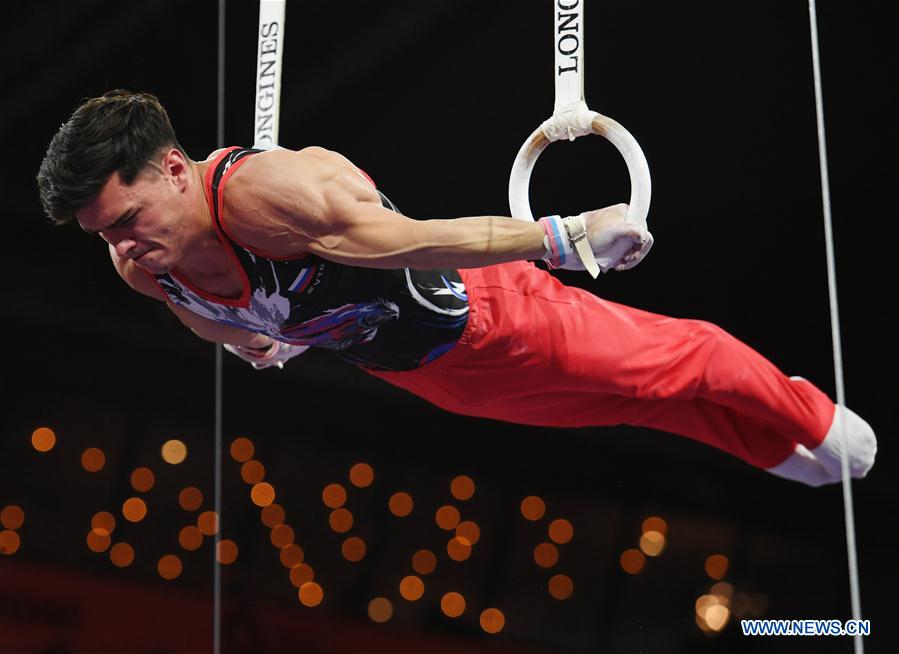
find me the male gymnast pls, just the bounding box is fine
[37,90,876,487]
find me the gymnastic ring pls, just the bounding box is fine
[508,112,652,226]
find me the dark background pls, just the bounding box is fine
[1,1,897,653]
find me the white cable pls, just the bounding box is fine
[807,3,863,652]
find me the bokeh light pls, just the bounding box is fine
[91,511,115,537]
[86,530,111,553]
[705,554,729,580]
[158,554,183,580]
[280,544,304,568]
[81,447,106,472]
[197,511,219,536]
[240,460,266,484]
[1,506,25,530]
[368,597,393,623]
[109,542,134,567]
[161,439,187,464]
[322,483,347,509]
[270,524,295,548]
[178,526,203,551]
[520,496,546,521]
[130,467,155,492]
[342,536,366,562]
[31,427,56,452]
[480,608,505,634]
[289,562,314,586]
[455,521,481,546]
[388,492,413,517]
[639,530,666,557]
[412,549,437,575]
[349,463,374,488]
[441,592,466,618]
[0,530,21,555]
[399,575,425,601]
[329,508,354,533]
[534,542,559,568]
[435,505,461,531]
[122,497,147,523]
[178,487,203,512]
[250,482,275,507]
[450,475,475,501]
[216,540,239,564]
[229,437,255,462]
[261,503,285,528]
[447,537,472,562]
[642,516,667,536]
[549,574,574,600]
[299,582,324,607]
[548,519,574,544]
[620,548,646,574]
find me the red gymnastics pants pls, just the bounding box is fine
[368,261,835,469]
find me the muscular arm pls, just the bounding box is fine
[109,245,273,349]
[224,147,547,269]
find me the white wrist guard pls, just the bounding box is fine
[223,340,309,370]
[539,214,652,277]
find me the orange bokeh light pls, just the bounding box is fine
[447,537,472,562]
[250,482,275,507]
[81,447,106,473]
[450,475,475,501]
[1,506,25,530]
[480,608,505,634]
[289,562,314,587]
[110,542,134,567]
[161,439,187,465]
[280,544,304,568]
[240,460,266,485]
[412,549,437,575]
[399,575,425,601]
[520,496,546,521]
[178,487,203,512]
[705,554,729,580]
[322,483,347,509]
[91,511,115,537]
[31,427,56,452]
[441,592,466,618]
[122,497,148,523]
[229,437,255,462]
[642,516,667,536]
[0,530,21,555]
[197,511,219,536]
[456,521,481,546]
[130,467,155,492]
[270,524,295,548]
[342,537,366,562]
[620,548,646,574]
[349,463,374,488]
[329,508,354,533]
[388,492,413,517]
[86,530,111,553]
[548,574,574,600]
[435,505,461,531]
[216,540,239,564]
[548,519,574,544]
[534,542,559,568]
[178,526,203,551]
[261,503,285,528]
[368,597,393,623]
[299,582,323,607]
[158,554,183,580]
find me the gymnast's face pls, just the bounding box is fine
[76,150,200,274]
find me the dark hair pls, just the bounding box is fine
[36,90,187,225]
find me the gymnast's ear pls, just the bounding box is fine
[157,148,191,188]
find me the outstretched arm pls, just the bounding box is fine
[224,147,649,272]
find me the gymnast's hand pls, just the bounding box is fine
[224,340,309,370]
[581,203,653,271]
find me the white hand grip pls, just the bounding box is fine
[508,112,652,228]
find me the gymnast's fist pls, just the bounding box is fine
[581,203,653,271]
